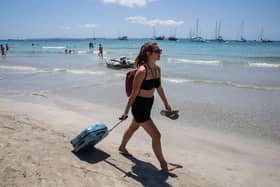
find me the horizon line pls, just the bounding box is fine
[1,37,279,42]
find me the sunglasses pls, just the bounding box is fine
[152,48,162,54]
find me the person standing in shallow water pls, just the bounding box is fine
[98,44,103,58]
[119,42,177,171]
[1,44,6,60]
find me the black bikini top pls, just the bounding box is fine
[140,65,161,90]
[140,78,161,90]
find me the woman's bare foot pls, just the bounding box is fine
[118,147,133,157]
[160,162,177,171]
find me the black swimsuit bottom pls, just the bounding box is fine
[132,96,154,123]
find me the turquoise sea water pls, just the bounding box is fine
[0,39,280,143]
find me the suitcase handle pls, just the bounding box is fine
[108,118,126,133]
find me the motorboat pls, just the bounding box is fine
[154,35,165,40]
[168,36,178,41]
[106,56,134,69]
[118,36,128,40]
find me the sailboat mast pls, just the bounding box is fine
[215,21,218,39]
[196,18,199,38]
[218,21,221,37]
[153,26,156,38]
[260,26,264,40]
[241,21,244,39]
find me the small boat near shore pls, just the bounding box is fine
[106,56,134,69]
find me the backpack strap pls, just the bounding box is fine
[156,65,160,77]
[144,64,160,79]
[142,64,148,79]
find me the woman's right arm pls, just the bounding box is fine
[121,67,146,119]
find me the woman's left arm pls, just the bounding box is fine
[156,66,171,111]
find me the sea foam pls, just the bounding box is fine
[163,77,280,91]
[42,46,66,49]
[168,58,221,66]
[0,65,38,71]
[248,63,280,68]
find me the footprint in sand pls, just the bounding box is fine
[144,152,151,157]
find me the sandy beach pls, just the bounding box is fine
[1,97,279,187]
[1,0,280,186]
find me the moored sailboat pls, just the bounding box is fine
[190,18,206,42]
[259,26,272,43]
[215,21,225,42]
[240,21,247,42]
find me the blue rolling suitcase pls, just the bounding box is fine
[70,120,124,153]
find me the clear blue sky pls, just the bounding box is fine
[1,0,279,40]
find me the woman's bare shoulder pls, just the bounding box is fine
[155,64,161,70]
[138,65,147,73]
[135,65,147,78]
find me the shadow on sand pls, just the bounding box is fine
[72,147,110,164]
[72,147,179,187]
[120,154,178,187]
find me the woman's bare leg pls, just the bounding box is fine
[140,120,176,171]
[119,119,140,154]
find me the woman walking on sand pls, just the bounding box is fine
[119,41,176,171]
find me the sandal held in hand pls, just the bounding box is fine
[160,110,179,120]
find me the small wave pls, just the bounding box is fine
[77,50,99,55]
[51,83,102,92]
[0,65,38,71]
[248,56,280,61]
[11,51,66,55]
[53,68,67,72]
[229,83,280,91]
[52,68,105,75]
[66,70,105,75]
[248,63,280,68]
[31,92,48,98]
[0,65,50,75]
[42,46,65,49]
[164,78,191,83]
[168,58,221,66]
[0,65,105,76]
[77,50,88,54]
[164,77,280,91]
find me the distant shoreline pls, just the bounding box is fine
[1,38,279,42]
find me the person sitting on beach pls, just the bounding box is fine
[98,44,103,58]
[119,42,177,171]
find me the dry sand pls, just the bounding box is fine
[0,98,279,187]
